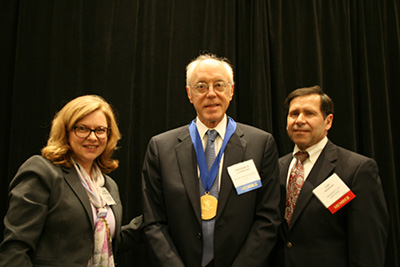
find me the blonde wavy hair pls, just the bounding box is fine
[41,95,121,173]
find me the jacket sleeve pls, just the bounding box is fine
[117,215,143,253]
[141,137,186,267]
[0,156,56,267]
[347,157,389,267]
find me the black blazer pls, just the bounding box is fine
[272,140,389,267]
[142,122,281,267]
[0,155,141,267]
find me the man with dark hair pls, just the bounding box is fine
[271,85,389,266]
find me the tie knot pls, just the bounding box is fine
[207,130,218,142]
[294,151,309,163]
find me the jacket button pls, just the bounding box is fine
[286,242,293,248]
[198,232,202,239]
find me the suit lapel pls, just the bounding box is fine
[289,141,337,227]
[215,126,245,221]
[279,154,292,234]
[63,167,94,227]
[175,127,202,224]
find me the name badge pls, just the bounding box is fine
[98,187,117,206]
[227,159,262,195]
[312,173,355,214]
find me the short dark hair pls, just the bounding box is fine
[284,85,334,118]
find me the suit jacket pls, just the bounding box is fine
[271,140,389,267]
[0,155,141,267]
[142,122,281,267]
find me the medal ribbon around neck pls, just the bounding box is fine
[189,116,237,192]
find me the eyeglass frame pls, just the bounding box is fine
[189,81,231,94]
[72,125,110,139]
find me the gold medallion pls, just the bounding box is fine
[200,193,218,220]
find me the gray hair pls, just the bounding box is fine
[186,53,234,87]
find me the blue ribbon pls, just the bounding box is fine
[189,117,237,192]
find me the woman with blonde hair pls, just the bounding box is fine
[0,95,142,266]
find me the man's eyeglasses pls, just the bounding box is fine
[190,81,231,94]
[73,125,110,139]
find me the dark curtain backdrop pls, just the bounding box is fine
[1,0,399,266]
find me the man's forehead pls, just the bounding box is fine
[290,94,320,105]
[192,63,228,80]
[194,59,225,71]
[289,95,321,111]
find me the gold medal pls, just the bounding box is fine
[200,193,218,220]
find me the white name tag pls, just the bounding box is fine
[98,187,117,206]
[227,159,262,195]
[312,173,355,214]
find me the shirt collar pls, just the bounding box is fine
[196,114,227,140]
[293,136,328,164]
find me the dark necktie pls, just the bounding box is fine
[201,129,218,266]
[205,130,218,170]
[285,151,309,225]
